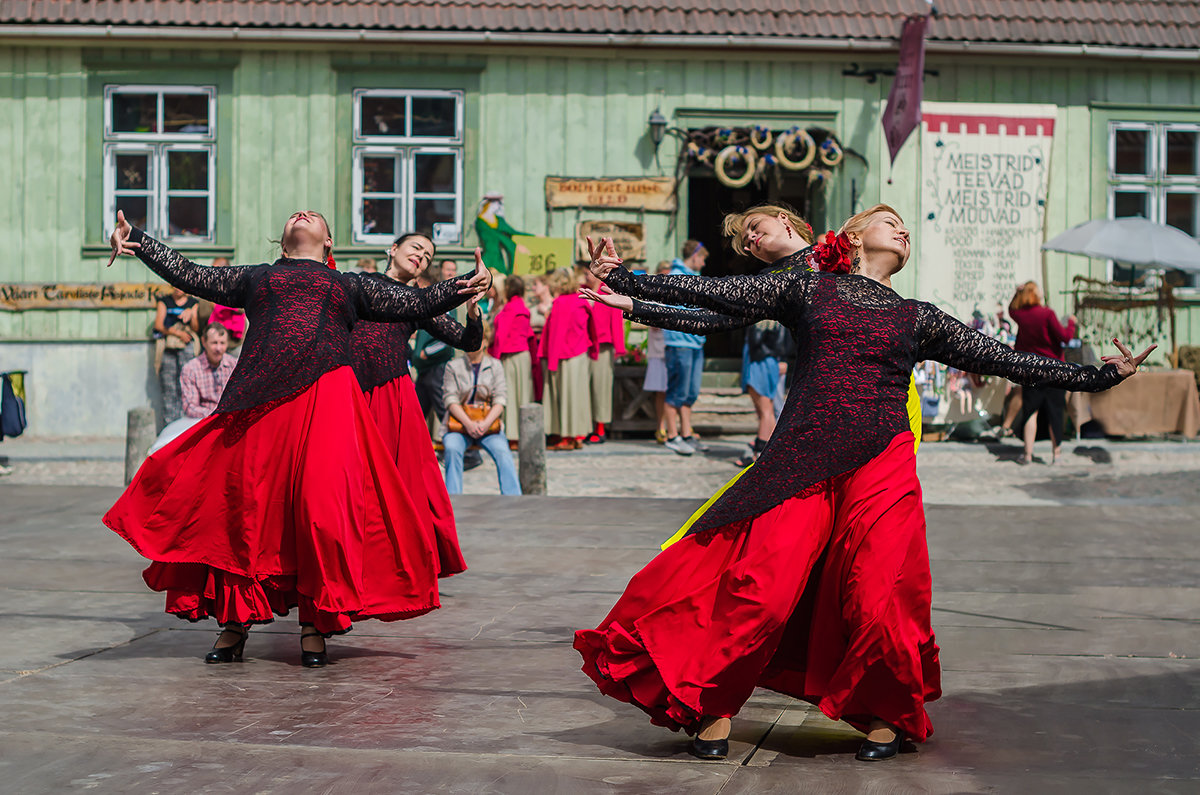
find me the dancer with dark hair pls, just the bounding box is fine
[350,232,483,580]
[575,204,1152,761]
[103,210,489,667]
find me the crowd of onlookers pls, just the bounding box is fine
[142,248,1084,490]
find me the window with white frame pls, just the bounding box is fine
[103,85,216,243]
[352,89,465,246]
[1108,121,1200,287]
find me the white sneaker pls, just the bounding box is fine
[0,464,12,476]
[665,436,695,456]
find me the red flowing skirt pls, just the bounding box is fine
[574,432,941,741]
[104,367,443,635]
[362,375,466,577]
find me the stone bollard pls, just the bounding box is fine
[124,406,156,485]
[517,403,546,495]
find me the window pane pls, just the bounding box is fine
[1114,128,1151,176]
[362,156,398,194]
[361,96,406,137]
[1166,191,1199,236]
[167,150,209,191]
[168,197,208,237]
[1166,130,1198,177]
[116,196,149,230]
[163,93,210,134]
[411,96,457,138]
[414,198,456,232]
[112,93,158,133]
[1113,190,1150,219]
[362,198,396,236]
[115,153,150,190]
[414,153,456,193]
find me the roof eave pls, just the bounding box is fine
[1,25,1198,61]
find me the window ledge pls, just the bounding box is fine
[81,244,234,258]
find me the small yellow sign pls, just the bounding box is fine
[511,236,576,276]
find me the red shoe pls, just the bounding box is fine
[548,438,576,451]
[583,432,606,445]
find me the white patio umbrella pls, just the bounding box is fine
[1042,216,1200,273]
[1042,216,1200,350]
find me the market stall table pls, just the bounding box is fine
[1067,368,1200,438]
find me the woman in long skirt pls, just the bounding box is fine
[350,232,483,578]
[539,268,595,450]
[104,210,487,667]
[575,204,1152,760]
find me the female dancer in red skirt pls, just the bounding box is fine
[104,209,488,667]
[350,232,482,578]
[575,204,1153,760]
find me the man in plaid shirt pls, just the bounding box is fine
[181,322,237,418]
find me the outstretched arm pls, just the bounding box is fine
[587,236,808,322]
[916,303,1151,392]
[109,211,251,305]
[581,287,756,335]
[354,248,491,322]
[419,296,484,352]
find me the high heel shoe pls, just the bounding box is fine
[855,730,904,761]
[204,624,248,664]
[690,717,730,760]
[300,627,328,668]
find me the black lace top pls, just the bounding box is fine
[605,257,1123,534]
[128,227,470,413]
[350,275,483,392]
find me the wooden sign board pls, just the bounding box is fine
[511,236,576,277]
[545,177,677,212]
[576,221,646,262]
[0,282,165,311]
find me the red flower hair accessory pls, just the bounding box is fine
[326,254,337,271]
[812,231,854,273]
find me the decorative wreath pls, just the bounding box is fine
[818,137,844,167]
[714,145,758,188]
[750,125,774,151]
[775,128,816,170]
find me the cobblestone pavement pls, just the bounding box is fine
[4,433,1198,507]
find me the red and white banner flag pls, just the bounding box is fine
[882,14,930,166]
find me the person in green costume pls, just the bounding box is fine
[474,192,533,274]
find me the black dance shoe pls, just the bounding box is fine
[690,736,729,760]
[855,732,904,761]
[204,625,248,664]
[300,627,328,668]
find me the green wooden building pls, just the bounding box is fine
[2,1,1199,436]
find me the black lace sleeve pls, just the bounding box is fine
[603,266,812,323]
[419,309,484,352]
[624,300,756,335]
[128,227,253,305]
[916,303,1122,392]
[350,273,469,322]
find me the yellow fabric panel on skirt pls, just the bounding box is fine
[661,374,923,550]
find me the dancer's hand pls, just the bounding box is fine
[458,248,491,295]
[107,210,139,267]
[1102,338,1155,378]
[585,236,623,279]
[466,290,484,318]
[579,286,632,312]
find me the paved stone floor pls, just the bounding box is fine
[1,484,1198,793]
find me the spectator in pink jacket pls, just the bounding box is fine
[583,270,627,444]
[1008,280,1078,465]
[490,274,535,444]
[538,267,596,450]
